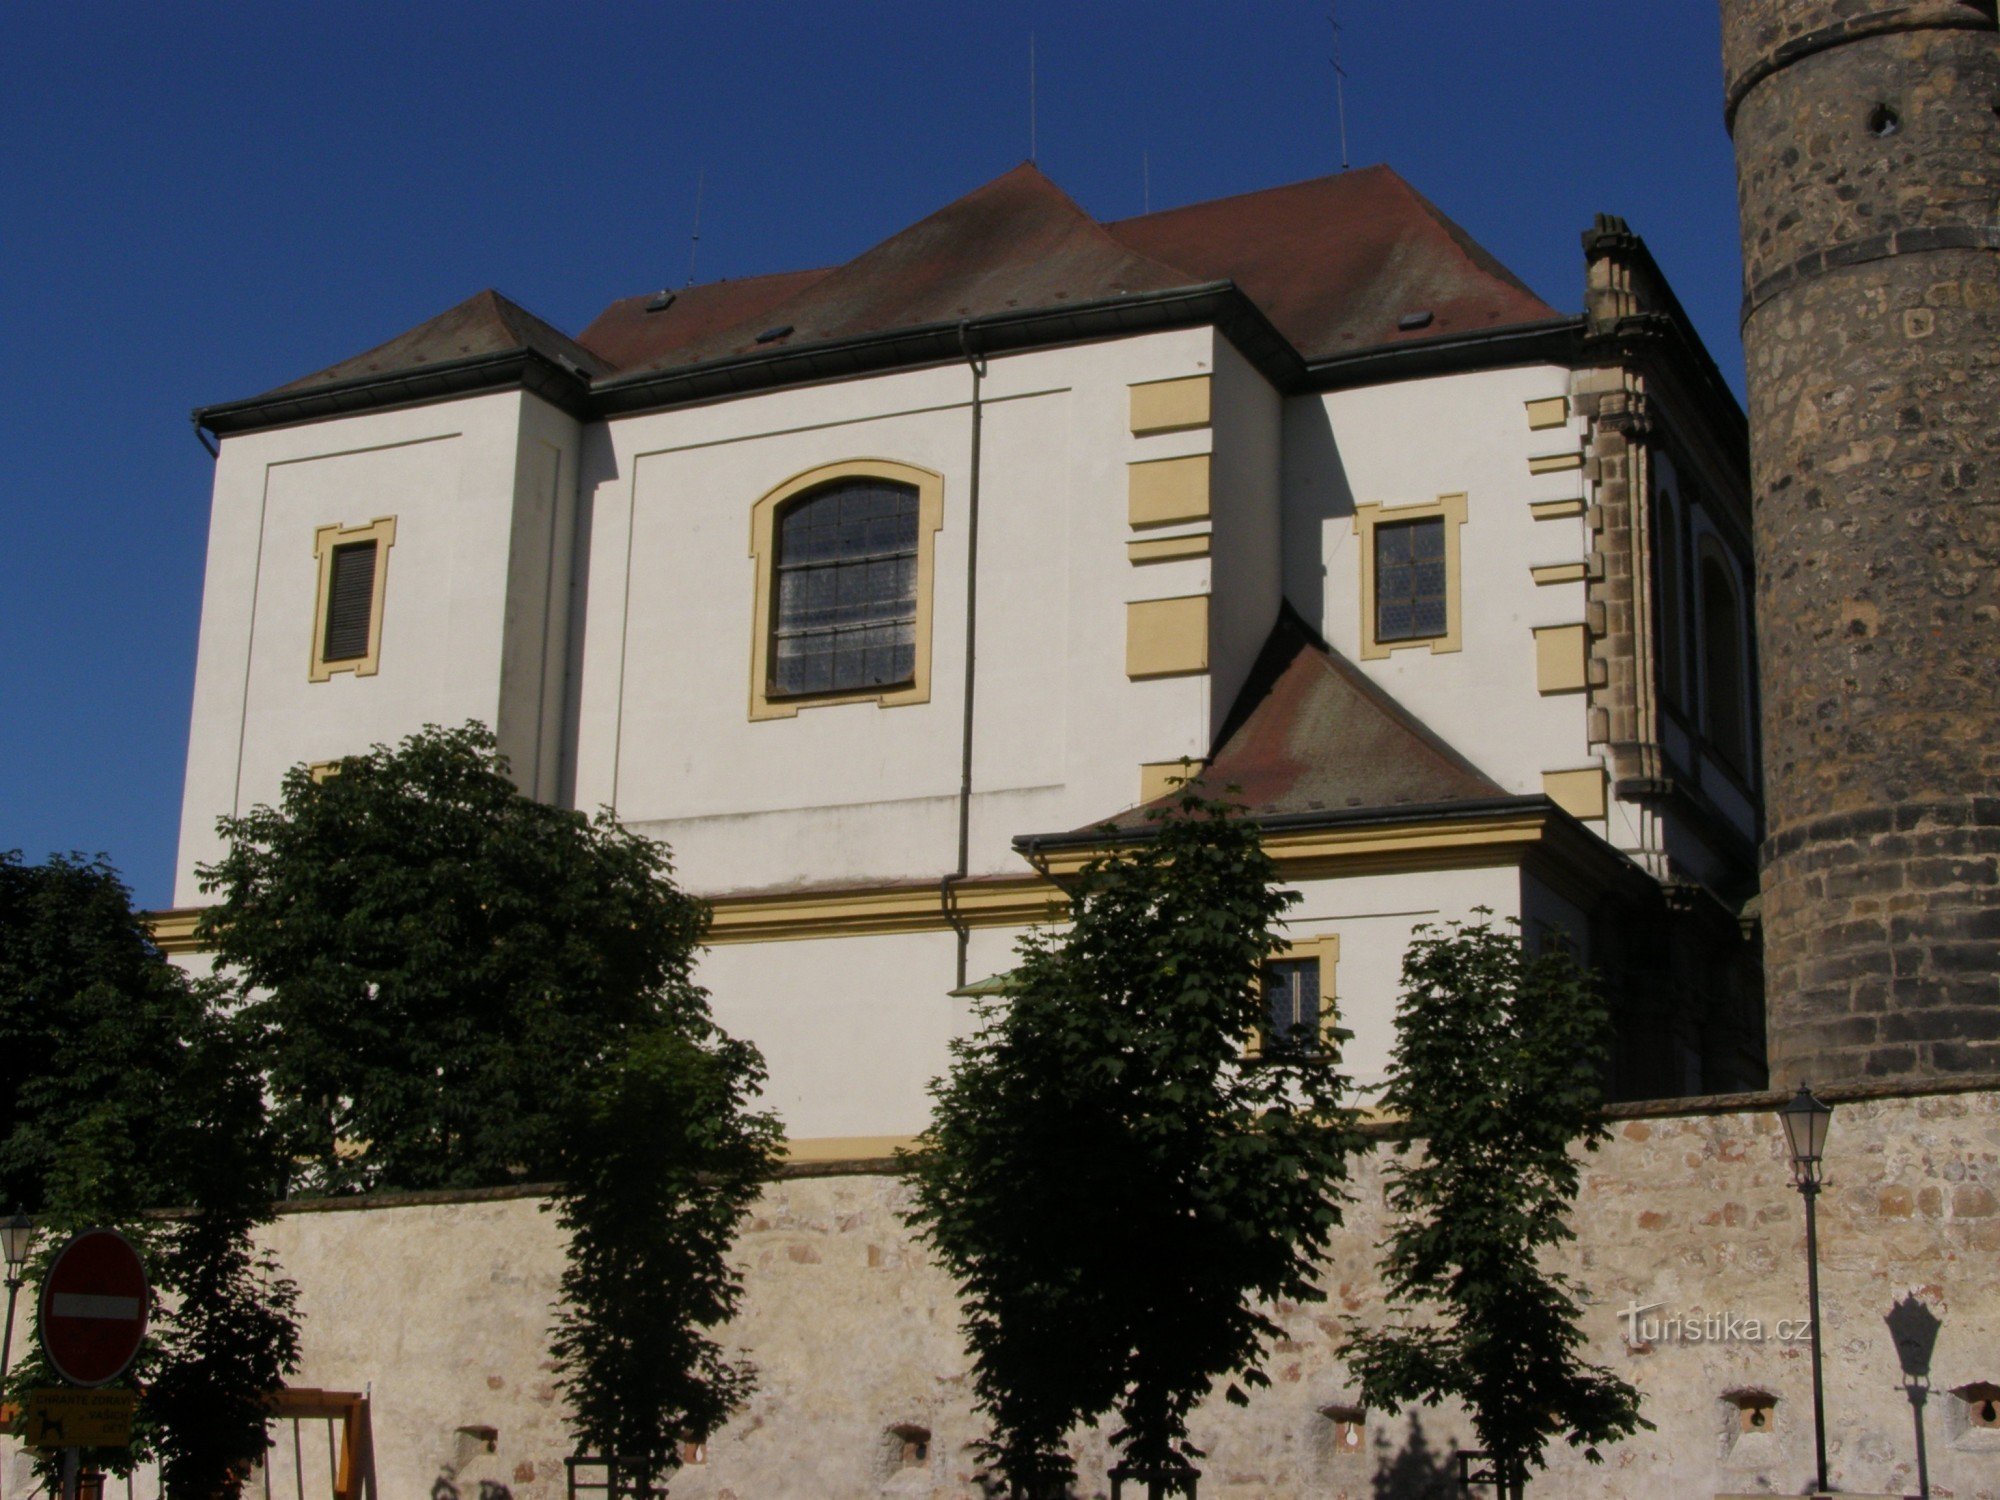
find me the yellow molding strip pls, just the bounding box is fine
[145,810,1595,954]
[705,876,1067,945]
[1530,562,1588,586]
[1528,451,1584,475]
[782,1134,920,1163]
[1530,498,1586,521]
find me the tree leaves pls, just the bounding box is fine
[904,785,1360,1492]
[1343,915,1648,1492]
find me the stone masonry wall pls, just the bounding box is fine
[1721,1,2000,1085]
[8,1087,1994,1499]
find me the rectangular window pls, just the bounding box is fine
[1374,517,1448,643]
[310,516,396,682]
[322,541,379,662]
[1261,958,1322,1055]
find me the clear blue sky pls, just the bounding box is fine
[1,1,1742,910]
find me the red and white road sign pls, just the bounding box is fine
[38,1229,149,1388]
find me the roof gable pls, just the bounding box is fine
[1072,607,1506,838]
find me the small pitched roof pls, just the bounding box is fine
[1068,608,1507,839]
[1106,166,1559,359]
[270,288,612,394]
[601,163,1197,378]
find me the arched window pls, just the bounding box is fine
[747,460,944,720]
[1654,487,1685,707]
[772,479,919,696]
[1699,550,1749,771]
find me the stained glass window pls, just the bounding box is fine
[772,480,919,696]
[1374,516,1448,643]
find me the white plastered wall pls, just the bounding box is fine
[173,389,578,904]
[1282,364,1596,801]
[570,327,1223,896]
[1205,334,1285,729]
[1282,862,1526,1098]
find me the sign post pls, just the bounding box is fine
[34,1229,148,1500]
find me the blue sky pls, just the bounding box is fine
[1,1,1742,910]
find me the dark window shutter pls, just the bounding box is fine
[322,540,378,661]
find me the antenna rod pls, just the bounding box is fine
[1143,150,1150,215]
[685,166,705,287]
[1330,2,1351,171]
[1029,32,1037,162]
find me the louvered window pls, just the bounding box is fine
[1261,958,1322,1055]
[771,480,919,696]
[321,541,378,662]
[1374,517,1448,642]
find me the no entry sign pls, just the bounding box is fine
[38,1229,149,1387]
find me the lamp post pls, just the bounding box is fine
[1778,1085,1833,1496]
[1,1209,33,1381]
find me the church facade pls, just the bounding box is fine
[160,163,1764,1150]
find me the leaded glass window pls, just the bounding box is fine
[772,479,919,697]
[1262,958,1321,1054]
[1375,516,1448,642]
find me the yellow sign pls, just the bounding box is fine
[23,1388,137,1449]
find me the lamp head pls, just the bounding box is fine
[1,1210,32,1273]
[1778,1083,1833,1185]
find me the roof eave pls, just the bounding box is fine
[592,281,1306,417]
[1015,792,1552,855]
[1303,315,1589,392]
[194,347,597,439]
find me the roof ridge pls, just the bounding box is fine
[1107,164,1395,227]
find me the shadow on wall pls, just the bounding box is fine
[1372,1412,1458,1499]
[1280,398,1354,639]
[431,1479,511,1500]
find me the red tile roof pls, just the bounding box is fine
[1106,166,1559,359]
[232,163,1564,411]
[271,289,611,393]
[1064,608,1507,839]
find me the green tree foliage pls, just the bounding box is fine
[1343,915,1647,1496]
[202,723,779,1476]
[905,787,1360,1496]
[200,722,711,1194]
[0,852,299,1498]
[550,1026,782,1485]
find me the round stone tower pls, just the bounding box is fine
[1721,1,2000,1085]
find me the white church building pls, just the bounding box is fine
[156,163,1765,1157]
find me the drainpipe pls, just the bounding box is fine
[191,414,219,458]
[943,321,986,988]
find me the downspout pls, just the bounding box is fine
[943,321,986,988]
[191,414,219,459]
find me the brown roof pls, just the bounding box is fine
[1106,165,1559,359]
[1066,608,1507,839]
[598,163,1198,378]
[272,288,612,393]
[576,268,835,371]
[222,163,1564,420]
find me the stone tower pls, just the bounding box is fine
[1721,2,2000,1085]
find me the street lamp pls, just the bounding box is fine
[1778,1084,1834,1496]
[2,1208,34,1381]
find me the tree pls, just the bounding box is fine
[550,1026,782,1490]
[202,723,779,1483]
[199,722,711,1194]
[905,787,1360,1497]
[0,851,299,1498]
[1343,915,1647,1497]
